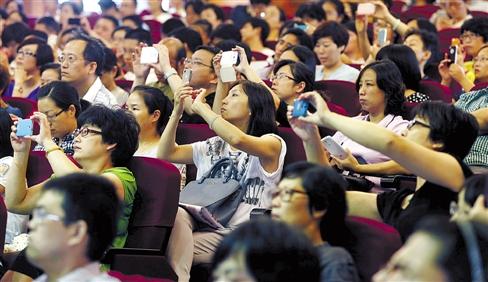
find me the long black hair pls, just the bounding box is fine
[37,81,81,117]
[0,109,13,158]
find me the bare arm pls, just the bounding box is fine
[211,52,231,114]
[347,191,382,221]
[288,116,330,166]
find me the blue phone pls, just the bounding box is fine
[16,119,33,137]
[293,23,308,32]
[292,99,309,118]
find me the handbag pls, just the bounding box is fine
[179,157,246,229]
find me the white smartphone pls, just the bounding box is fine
[378,28,388,47]
[356,3,375,16]
[140,46,159,64]
[321,136,348,160]
[182,68,192,84]
[221,51,239,66]
[220,51,238,83]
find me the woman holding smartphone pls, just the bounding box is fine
[158,80,286,282]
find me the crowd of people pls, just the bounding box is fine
[0,0,487,281]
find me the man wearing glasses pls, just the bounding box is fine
[59,34,117,107]
[271,162,359,282]
[27,173,120,282]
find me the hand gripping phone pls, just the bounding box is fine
[322,136,348,160]
[140,46,159,64]
[292,99,309,118]
[220,51,239,83]
[16,119,33,137]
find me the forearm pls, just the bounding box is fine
[456,76,474,92]
[156,113,180,160]
[5,152,29,212]
[357,30,372,61]
[132,75,149,91]
[303,129,330,166]
[242,66,280,108]
[199,106,249,148]
[385,14,409,37]
[44,140,81,176]
[212,79,230,114]
[354,160,411,175]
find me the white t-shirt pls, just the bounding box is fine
[315,64,359,83]
[0,156,29,244]
[83,77,118,107]
[192,134,286,228]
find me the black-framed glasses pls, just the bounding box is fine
[74,127,103,138]
[58,53,83,65]
[270,73,296,82]
[45,109,65,122]
[271,189,308,202]
[17,49,37,58]
[407,119,431,130]
[184,58,213,69]
[460,32,480,42]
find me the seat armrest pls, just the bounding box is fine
[380,175,417,190]
[102,248,163,264]
[250,208,271,220]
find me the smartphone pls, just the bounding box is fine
[378,28,388,47]
[16,119,33,137]
[292,99,309,118]
[140,46,159,64]
[356,3,375,16]
[221,51,239,66]
[293,23,308,32]
[182,68,192,84]
[321,136,347,160]
[448,45,458,65]
[67,18,81,25]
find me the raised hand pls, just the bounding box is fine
[10,121,31,153]
[151,43,172,74]
[232,45,251,74]
[287,91,332,127]
[27,112,53,147]
[173,85,194,116]
[330,148,359,171]
[132,43,150,80]
[288,115,320,142]
[190,88,210,115]
[213,51,223,80]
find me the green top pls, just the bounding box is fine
[103,167,137,248]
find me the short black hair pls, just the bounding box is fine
[312,21,349,49]
[210,23,241,43]
[0,108,13,158]
[7,10,27,24]
[98,0,117,11]
[357,60,406,116]
[40,63,61,79]
[169,27,202,53]
[185,0,204,14]
[78,105,139,167]
[132,85,174,135]
[214,39,252,64]
[67,35,106,76]
[124,28,152,45]
[376,44,422,91]
[1,22,30,46]
[404,29,441,76]
[99,15,119,29]
[414,101,479,160]
[202,4,225,21]
[17,37,54,67]
[195,45,221,70]
[273,60,314,92]
[122,14,143,29]
[192,19,213,36]
[242,17,270,44]
[111,26,131,38]
[162,18,185,36]
[461,17,488,43]
[282,45,317,76]
[281,161,351,246]
[406,18,437,34]
[102,47,117,73]
[212,219,321,282]
[27,30,48,42]
[281,28,314,50]
[60,1,82,15]
[296,3,325,22]
[250,0,271,4]
[4,0,23,13]
[36,16,61,33]
[59,27,87,39]
[38,81,81,118]
[42,173,120,261]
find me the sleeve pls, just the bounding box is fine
[320,250,359,282]
[376,190,395,220]
[388,117,409,136]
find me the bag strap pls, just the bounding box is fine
[198,158,235,183]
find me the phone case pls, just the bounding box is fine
[448,45,458,65]
[357,3,375,16]
[16,119,33,137]
[221,51,238,66]
[322,137,347,159]
[182,68,192,84]
[292,99,309,118]
[378,28,388,46]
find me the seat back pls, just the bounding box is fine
[144,19,162,43]
[438,28,461,54]
[315,80,362,116]
[345,216,402,282]
[419,80,452,103]
[26,151,54,186]
[277,127,306,166]
[175,124,216,184]
[0,195,7,254]
[3,97,37,118]
[400,4,439,21]
[125,157,180,252]
[251,51,269,61]
[471,82,488,91]
[115,79,134,92]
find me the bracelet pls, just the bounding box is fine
[209,116,220,130]
[164,68,177,81]
[45,146,62,156]
[392,18,401,31]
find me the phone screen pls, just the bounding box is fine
[68,18,81,25]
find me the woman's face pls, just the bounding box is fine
[274,34,299,60]
[221,85,250,124]
[344,30,359,55]
[474,47,488,82]
[41,69,60,87]
[279,50,300,62]
[126,92,158,135]
[59,4,75,27]
[314,36,343,68]
[357,69,386,115]
[37,97,76,139]
[73,123,111,163]
[201,8,220,29]
[271,65,301,104]
[322,2,342,23]
[264,5,282,30]
[404,34,430,66]
[15,44,38,73]
[442,0,468,20]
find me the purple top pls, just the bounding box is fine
[330,114,409,164]
[3,82,40,101]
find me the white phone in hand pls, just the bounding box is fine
[321,136,348,160]
[220,51,238,83]
[140,46,159,64]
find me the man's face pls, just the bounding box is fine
[186,49,216,89]
[120,0,136,17]
[122,38,140,72]
[60,40,95,84]
[94,18,116,43]
[271,177,314,228]
[27,191,72,268]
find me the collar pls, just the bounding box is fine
[35,262,104,282]
[82,77,103,103]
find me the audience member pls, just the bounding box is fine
[101,47,128,106]
[160,80,286,281]
[32,81,80,156]
[209,23,241,46]
[403,29,441,81]
[60,35,117,107]
[121,14,143,29]
[1,22,31,62]
[34,17,60,48]
[342,21,366,65]
[295,3,326,33]
[240,17,274,58]
[161,18,185,38]
[201,4,224,30]
[3,38,54,101]
[212,219,321,282]
[55,27,86,52]
[279,45,316,74]
[319,0,348,23]
[184,0,204,25]
[4,0,22,15]
[230,0,270,28]
[169,27,203,57]
[144,0,172,24]
[0,63,22,117]
[111,26,131,71]
[27,173,121,282]
[40,63,61,87]
[272,162,359,282]
[58,2,82,30]
[190,19,212,45]
[98,0,120,19]
[274,28,313,62]
[93,15,119,45]
[263,5,285,42]
[430,0,472,30]
[313,22,359,82]
[119,0,137,18]
[5,10,27,26]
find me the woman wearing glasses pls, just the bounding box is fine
[289,92,478,241]
[3,38,54,101]
[32,81,80,156]
[4,104,139,280]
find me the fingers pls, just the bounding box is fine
[473,195,485,209]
